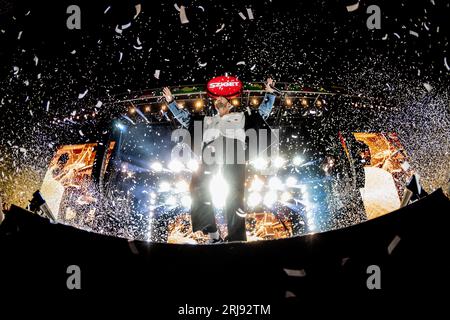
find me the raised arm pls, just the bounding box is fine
[258,78,276,120]
[163,87,191,128]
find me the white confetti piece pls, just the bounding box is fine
[238,12,247,20]
[388,235,401,255]
[250,64,256,70]
[198,61,207,67]
[29,110,33,116]
[198,6,205,12]
[285,291,296,298]
[179,5,189,24]
[96,101,103,108]
[236,61,245,65]
[382,34,388,40]
[133,45,142,50]
[154,69,160,79]
[78,89,88,99]
[174,4,181,11]
[137,37,142,45]
[423,83,433,92]
[122,22,131,30]
[393,32,401,39]
[423,22,429,31]
[430,0,435,5]
[134,4,141,19]
[79,130,84,136]
[70,50,76,54]
[346,1,359,12]
[24,80,29,86]
[246,8,254,20]
[118,51,123,62]
[284,268,306,277]
[115,25,122,34]
[33,55,38,66]
[216,23,225,33]
[37,73,41,79]
[104,6,111,14]
[13,66,19,75]
[409,30,419,37]
[17,31,23,40]
[19,147,27,154]
[45,101,50,112]
[444,57,450,71]
[25,10,30,16]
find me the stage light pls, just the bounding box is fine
[187,159,199,172]
[247,192,262,208]
[175,180,189,193]
[159,181,171,192]
[115,122,126,131]
[315,99,322,107]
[168,160,184,173]
[252,157,268,170]
[178,101,185,109]
[301,98,308,107]
[195,99,204,109]
[273,156,285,168]
[129,107,136,114]
[161,105,167,112]
[263,190,278,208]
[150,161,163,172]
[209,172,229,209]
[292,155,304,166]
[281,191,293,202]
[144,105,151,112]
[180,195,192,208]
[231,98,240,107]
[285,176,298,188]
[165,196,177,207]
[285,97,293,106]
[251,97,259,106]
[268,176,284,190]
[250,176,264,192]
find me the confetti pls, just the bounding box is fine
[104,6,111,14]
[409,30,419,37]
[179,5,189,24]
[346,1,360,12]
[246,8,254,20]
[283,268,306,277]
[154,69,160,79]
[78,89,88,99]
[215,24,225,33]
[387,235,401,255]
[238,12,247,20]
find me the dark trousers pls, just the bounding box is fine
[190,163,247,241]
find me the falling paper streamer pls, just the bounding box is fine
[104,6,111,14]
[216,24,225,33]
[115,25,122,34]
[238,12,247,20]
[346,1,359,12]
[382,34,388,40]
[409,30,419,37]
[283,268,306,277]
[236,61,245,65]
[198,62,207,67]
[423,22,429,31]
[246,8,254,20]
[444,57,450,71]
[179,5,189,24]
[393,32,401,39]
[423,83,433,92]
[78,89,88,99]
[134,4,142,19]
[154,69,160,79]
[198,6,205,12]
[387,235,401,255]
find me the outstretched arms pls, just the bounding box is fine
[258,78,276,120]
[163,87,191,128]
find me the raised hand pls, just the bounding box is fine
[162,87,174,103]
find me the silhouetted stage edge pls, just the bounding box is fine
[1,189,449,307]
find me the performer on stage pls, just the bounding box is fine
[163,79,276,242]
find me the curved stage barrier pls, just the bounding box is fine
[1,189,449,309]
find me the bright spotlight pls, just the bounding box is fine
[315,99,322,107]
[150,161,163,172]
[301,98,308,107]
[129,107,136,114]
[209,172,229,208]
[250,176,264,192]
[144,105,151,112]
[251,97,259,106]
[175,180,189,193]
[273,156,285,168]
[159,181,171,192]
[187,159,199,172]
[165,196,177,207]
[231,98,240,107]
[252,157,268,170]
[285,176,298,188]
[292,155,304,166]
[168,160,184,173]
[268,176,284,190]
[263,191,278,208]
[180,195,192,208]
[285,97,293,106]
[195,100,204,109]
[281,191,293,202]
[247,192,262,208]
